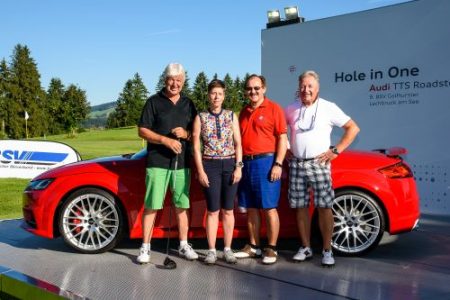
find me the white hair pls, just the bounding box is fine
[164,63,185,79]
[299,70,320,83]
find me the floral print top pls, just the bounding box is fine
[199,109,235,157]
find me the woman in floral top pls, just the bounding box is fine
[192,79,243,265]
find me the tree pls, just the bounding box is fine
[155,72,165,93]
[182,71,191,98]
[46,78,65,134]
[108,73,148,128]
[240,73,251,107]
[224,75,244,112]
[61,84,90,135]
[191,72,209,112]
[106,110,119,129]
[235,76,245,109]
[8,44,47,138]
[0,59,10,138]
[222,73,234,111]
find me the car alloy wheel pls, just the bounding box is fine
[332,190,385,256]
[59,188,123,253]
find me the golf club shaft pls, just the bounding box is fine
[165,153,178,255]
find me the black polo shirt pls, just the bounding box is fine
[138,91,197,169]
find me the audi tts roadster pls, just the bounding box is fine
[22,147,420,255]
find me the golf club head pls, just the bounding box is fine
[163,256,177,269]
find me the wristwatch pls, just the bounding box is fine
[235,161,244,168]
[330,146,340,155]
[273,161,283,167]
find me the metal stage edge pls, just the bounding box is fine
[1,214,450,300]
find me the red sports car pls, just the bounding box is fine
[22,147,420,255]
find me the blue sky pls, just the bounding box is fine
[2,0,409,106]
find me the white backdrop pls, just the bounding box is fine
[262,0,450,214]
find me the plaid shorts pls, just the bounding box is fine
[288,157,334,208]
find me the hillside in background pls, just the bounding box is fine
[83,101,116,128]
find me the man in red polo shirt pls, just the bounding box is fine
[235,74,288,264]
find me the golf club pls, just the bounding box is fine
[161,152,178,270]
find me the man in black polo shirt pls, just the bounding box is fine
[137,63,198,264]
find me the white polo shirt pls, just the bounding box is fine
[284,98,350,159]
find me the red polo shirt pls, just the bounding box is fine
[239,98,287,155]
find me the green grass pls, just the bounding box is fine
[0,178,29,219]
[34,126,144,160]
[1,127,145,219]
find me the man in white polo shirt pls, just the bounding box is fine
[284,70,360,266]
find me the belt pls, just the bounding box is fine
[243,153,274,160]
[293,157,316,162]
[203,155,235,160]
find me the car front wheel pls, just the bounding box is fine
[332,190,385,256]
[58,188,124,254]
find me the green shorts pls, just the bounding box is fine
[144,167,190,209]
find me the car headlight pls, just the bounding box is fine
[26,178,55,191]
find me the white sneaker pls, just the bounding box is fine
[223,249,237,264]
[179,244,199,260]
[293,247,313,262]
[137,246,150,264]
[204,250,217,265]
[322,249,335,267]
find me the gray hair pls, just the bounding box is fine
[164,63,185,79]
[298,70,320,83]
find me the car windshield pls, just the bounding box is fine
[130,149,147,159]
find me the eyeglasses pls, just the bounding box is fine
[298,115,316,132]
[245,86,261,91]
[297,99,319,132]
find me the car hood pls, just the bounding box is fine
[32,154,142,180]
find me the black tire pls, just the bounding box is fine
[331,189,385,256]
[58,188,124,254]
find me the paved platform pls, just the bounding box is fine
[1,215,450,299]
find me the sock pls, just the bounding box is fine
[224,247,231,252]
[142,243,150,250]
[266,244,277,250]
[209,248,216,254]
[249,243,260,249]
[180,240,188,247]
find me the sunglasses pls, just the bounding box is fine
[297,99,320,133]
[298,115,316,132]
[245,86,262,91]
